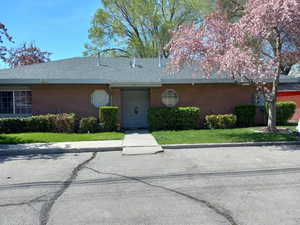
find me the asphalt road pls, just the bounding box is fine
[1,145,300,225]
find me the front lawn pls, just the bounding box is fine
[0,132,124,144]
[152,127,298,145]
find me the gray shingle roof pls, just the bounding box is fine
[278,83,300,91]
[0,57,298,85]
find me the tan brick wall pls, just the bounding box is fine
[31,84,265,125]
[111,88,122,124]
[150,84,265,125]
[32,85,110,118]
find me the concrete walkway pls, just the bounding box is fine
[0,140,123,156]
[122,130,163,155]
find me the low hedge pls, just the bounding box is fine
[0,113,77,134]
[0,118,27,133]
[79,117,99,133]
[53,113,78,133]
[100,106,119,131]
[148,107,201,131]
[205,114,237,129]
[23,115,55,132]
[234,104,256,127]
[276,101,296,125]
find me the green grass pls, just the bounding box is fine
[0,132,124,144]
[152,127,298,145]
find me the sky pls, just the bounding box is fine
[1,0,101,68]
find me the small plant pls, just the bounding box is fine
[234,104,256,127]
[99,106,119,131]
[53,113,77,133]
[79,117,99,133]
[275,101,296,125]
[205,114,237,129]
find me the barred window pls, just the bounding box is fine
[0,92,13,114]
[0,90,32,115]
[15,91,32,114]
[161,89,179,107]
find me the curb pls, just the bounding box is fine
[1,141,300,157]
[0,146,122,157]
[162,141,300,149]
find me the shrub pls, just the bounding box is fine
[205,114,237,129]
[148,107,201,131]
[0,118,27,133]
[276,101,296,125]
[23,115,51,132]
[0,113,77,134]
[234,104,257,127]
[100,106,119,131]
[79,117,99,133]
[53,113,77,133]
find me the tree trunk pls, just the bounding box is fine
[267,71,280,132]
[267,28,282,133]
[267,97,277,132]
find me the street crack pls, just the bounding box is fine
[85,166,239,225]
[39,152,97,225]
[0,194,47,208]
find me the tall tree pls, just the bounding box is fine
[5,43,51,68]
[167,0,300,132]
[0,23,12,62]
[84,0,211,58]
[215,0,246,21]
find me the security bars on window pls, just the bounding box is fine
[0,91,32,115]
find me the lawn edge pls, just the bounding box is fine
[162,141,300,149]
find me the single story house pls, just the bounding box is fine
[0,57,299,129]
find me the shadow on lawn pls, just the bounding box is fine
[0,134,51,145]
[0,135,31,144]
[222,131,298,143]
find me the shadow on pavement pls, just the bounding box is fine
[273,145,300,151]
[0,153,67,164]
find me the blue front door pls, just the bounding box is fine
[122,89,149,129]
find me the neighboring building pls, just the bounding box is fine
[0,57,298,129]
[278,84,300,121]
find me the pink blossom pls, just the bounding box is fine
[168,0,300,87]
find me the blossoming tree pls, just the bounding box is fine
[0,23,12,62]
[5,43,51,68]
[167,0,300,132]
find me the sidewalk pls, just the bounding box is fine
[1,137,300,157]
[0,140,123,156]
[122,130,163,155]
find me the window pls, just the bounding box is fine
[0,92,13,114]
[254,93,265,107]
[91,90,109,107]
[0,90,32,115]
[161,89,179,107]
[15,91,32,114]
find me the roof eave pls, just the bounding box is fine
[0,79,110,85]
[110,82,162,88]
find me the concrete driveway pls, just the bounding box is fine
[1,145,300,225]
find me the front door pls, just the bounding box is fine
[122,89,149,129]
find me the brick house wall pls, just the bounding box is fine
[32,84,110,117]
[150,84,264,124]
[31,83,265,126]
